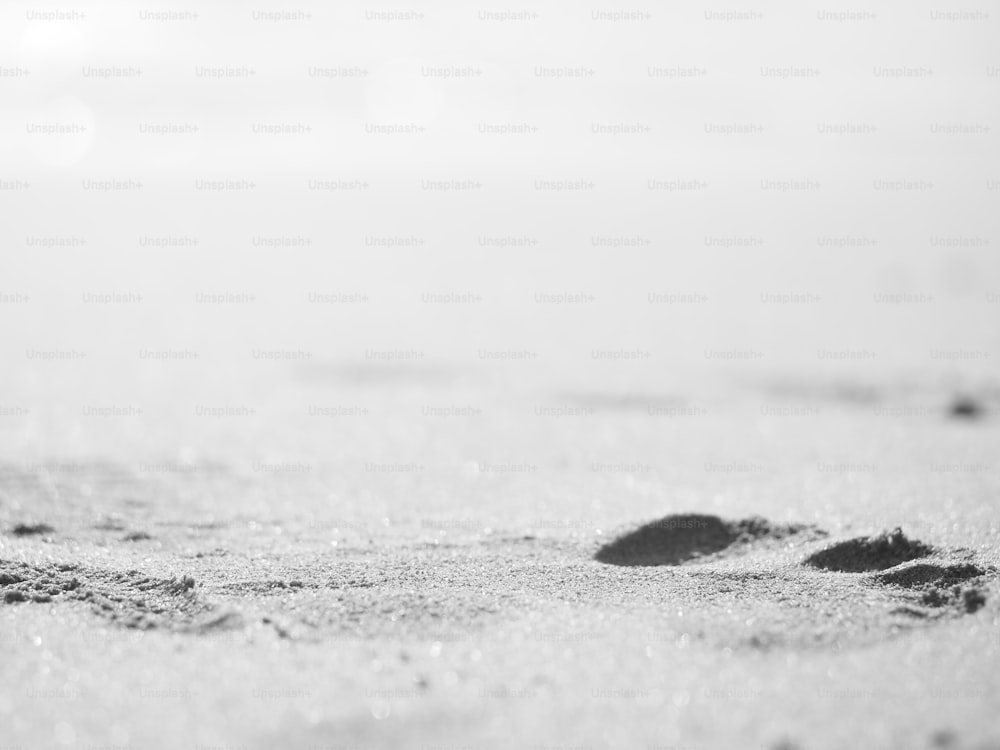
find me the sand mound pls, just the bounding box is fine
[594,514,822,567]
[803,528,934,572]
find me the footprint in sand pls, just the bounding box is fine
[594,515,994,644]
[803,528,990,616]
[594,513,827,567]
[0,558,235,632]
[3,514,992,646]
[802,528,934,572]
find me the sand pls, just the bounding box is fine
[4,1,998,744]
[1,374,999,750]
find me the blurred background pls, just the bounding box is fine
[0,0,997,467]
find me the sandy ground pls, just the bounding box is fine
[3,2,999,747]
[2,370,999,750]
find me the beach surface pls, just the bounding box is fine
[3,3,999,746]
[2,368,999,750]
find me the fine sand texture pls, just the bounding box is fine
[1,372,999,750]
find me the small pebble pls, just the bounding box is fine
[949,396,984,419]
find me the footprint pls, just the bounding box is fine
[594,513,824,566]
[803,528,935,572]
[803,530,993,614]
[8,522,55,537]
[874,561,985,588]
[873,561,990,615]
[0,558,220,630]
[594,516,993,648]
[807,531,994,620]
[121,530,153,542]
[949,394,985,420]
